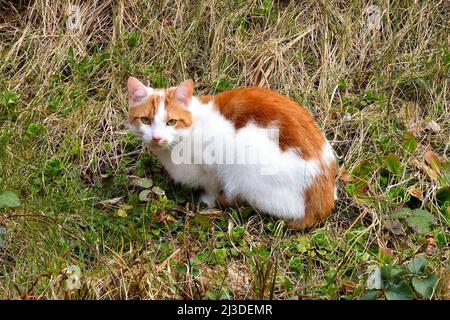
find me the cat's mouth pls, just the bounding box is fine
[147,138,172,149]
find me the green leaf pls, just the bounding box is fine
[403,132,417,153]
[384,153,402,175]
[436,186,450,204]
[412,275,437,299]
[361,289,379,300]
[407,256,427,275]
[116,209,128,217]
[0,225,6,249]
[212,248,227,265]
[138,190,152,202]
[0,191,21,208]
[405,209,436,233]
[152,186,165,196]
[391,207,412,219]
[385,280,414,300]
[380,265,407,281]
[130,177,153,189]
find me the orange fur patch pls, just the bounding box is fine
[164,88,192,128]
[204,87,335,228]
[211,87,325,159]
[128,90,192,129]
[286,160,336,230]
[128,94,161,126]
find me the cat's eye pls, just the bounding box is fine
[140,117,152,125]
[166,119,177,127]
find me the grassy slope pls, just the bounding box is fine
[0,0,449,299]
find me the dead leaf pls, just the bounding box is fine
[411,159,439,181]
[157,211,176,222]
[384,218,404,235]
[423,149,441,173]
[116,209,128,217]
[341,279,357,294]
[408,187,424,201]
[425,121,441,132]
[380,246,393,256]
[119,204,133,210]
[198,209,224,218]
[156,248,181,273]
[99,197,123,207]
[339,170,353,183]
[426,237,436,256]
[226,262,251,291]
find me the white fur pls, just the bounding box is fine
[130,89,336,219]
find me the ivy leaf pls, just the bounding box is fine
[152,186,165,196]
[0,191,21,208]
[391,207,412,219]
[412,275,437,299]
[212,248,227,265]
[138,190,152,202]
[384,153,402,175]
[385,280,414,300]
[361,289,379,300]
[403,132,417,153]
[130,177,153,189]
[381,265,407,280]
[407,256,427,275]
[405,209,436,233]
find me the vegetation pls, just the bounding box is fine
[0,0,448,299]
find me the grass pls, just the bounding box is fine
[0,0,449,300]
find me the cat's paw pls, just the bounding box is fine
[199,192,217,208]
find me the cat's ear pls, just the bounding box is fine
[175,79,194,107]
[127,76,150,105]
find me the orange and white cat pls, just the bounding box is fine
[127,77,336,230]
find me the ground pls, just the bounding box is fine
[0,0,448,299]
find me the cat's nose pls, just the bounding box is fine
[152,134,162,142]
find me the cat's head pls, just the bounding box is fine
[127,76,194,148]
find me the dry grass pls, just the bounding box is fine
[0,0,449,299]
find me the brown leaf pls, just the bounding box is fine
[426,237,437,256]
[380,246,394,257]
[98,197,123,207]
[341,279,357,294]
[198,209,224,218]
[425,121,441,133]
[384,218,404,235]
[408,187,424,201]
[339,170,353,183]
[411,159,439,181]
[423,149,441,173]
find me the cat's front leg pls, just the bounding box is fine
[216,191,238,208]
[198,176,222,208]
[199,191,218,208]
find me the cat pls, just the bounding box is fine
[127,76,337,230]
